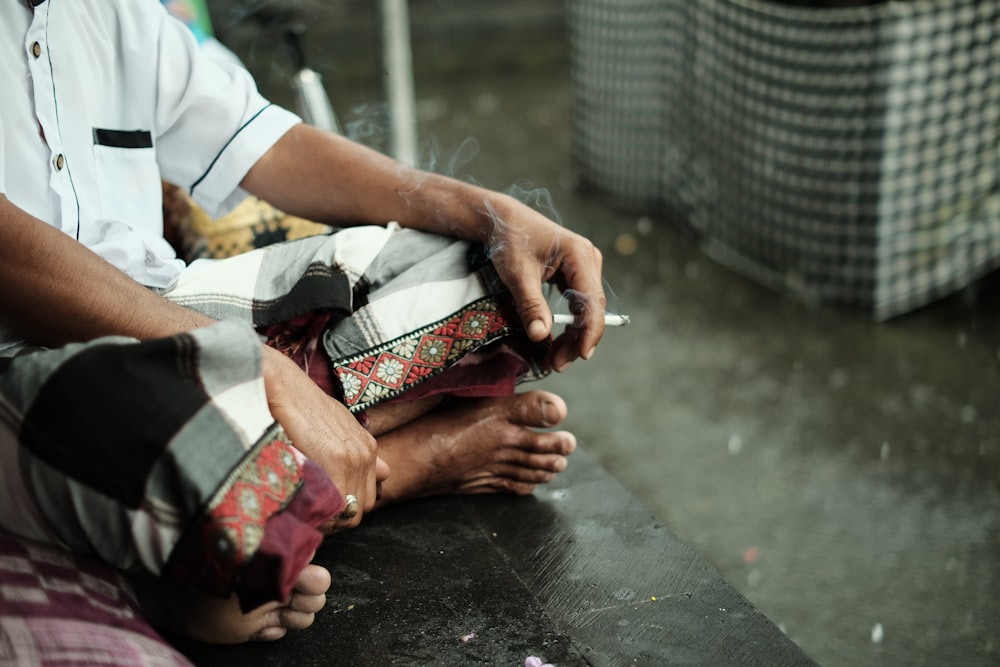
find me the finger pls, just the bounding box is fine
[333,508,364,531]
[364,457,378,513]
[501,260,552,343]
[375,456,391,481]
[556,243,606,359]
[548,328,583,373]
[374,456,390,505]
[328,480,366,531]
[334,431,380,524]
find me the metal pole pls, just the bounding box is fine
[377,0,419,167]
[285,25,342,134]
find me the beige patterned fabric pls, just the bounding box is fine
[171,191,333,261]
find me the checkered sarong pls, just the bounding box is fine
[0,224,540,608]
[0,532,194,665]
[166,223,542,411]
[0,320,340,609]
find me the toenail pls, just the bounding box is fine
[541,400,559,425]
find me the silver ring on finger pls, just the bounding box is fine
[339,494,360,520]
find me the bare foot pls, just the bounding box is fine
[132,562,331,644]
[374,390,577,502]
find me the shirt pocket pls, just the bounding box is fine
[92,128,161,231]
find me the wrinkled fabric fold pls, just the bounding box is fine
[0,320,341,609]
[0,224,550,613]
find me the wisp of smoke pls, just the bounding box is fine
[446,137,481,178]
[553,280,623,321]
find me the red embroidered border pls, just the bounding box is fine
[333,298,513,412]
[165,428,304,598]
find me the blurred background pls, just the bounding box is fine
[187,1,999,665]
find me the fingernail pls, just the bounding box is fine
[583,346,596,360]
[554,358,570,373]
[528,319,547,341]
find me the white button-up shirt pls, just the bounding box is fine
[0,0,301,291]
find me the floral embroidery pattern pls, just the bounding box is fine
[166,428,303,597]
[333,298,513,412]
[418,337,448,364]
[375,357,405,385]
[340,373,363,401]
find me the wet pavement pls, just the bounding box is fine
[211,3,1000,665]
[406,75,1000,667]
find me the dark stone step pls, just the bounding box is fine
[173,447,816,666]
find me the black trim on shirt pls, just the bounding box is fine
[189,103,273,196]
[40,0,81,239]
[93,128,154,149]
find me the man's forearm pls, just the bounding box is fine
[240,124,510,244]
[0,195,214,347]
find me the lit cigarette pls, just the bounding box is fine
[552,313,630,326]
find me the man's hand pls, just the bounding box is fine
[241,125,608,372]
[261,346,389,532]
[480,194,606,373]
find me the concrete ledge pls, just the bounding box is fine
[174,448,815,666]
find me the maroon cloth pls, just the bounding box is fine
[261,311,338,396]
[234,459,343,611]
[262,310,538,412]
[392,343,530,402]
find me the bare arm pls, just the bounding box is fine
[0,194,380,527]
[0,194,211,345]
[241,124,606,370]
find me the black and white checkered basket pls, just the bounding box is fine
[570,0,1000,319]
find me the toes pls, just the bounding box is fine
[513,430,577,456]
[499,480,537,495]
[508,391,567,428]
[278,608,318,632]
[250,610,289,642]
[464,477,538,496]
[251,625,288,642]
[493,463,556,485]
[289,591,327,614]
[250,606,317,641]
[294,564,332,596]
[500,450,568,473]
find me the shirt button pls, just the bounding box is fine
[53,154,65,170]
[31,41,41,58]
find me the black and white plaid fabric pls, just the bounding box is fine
[0,320,283,577]
[167,224,537,412]
[0,223,535,601]
[570,0,1000,319]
